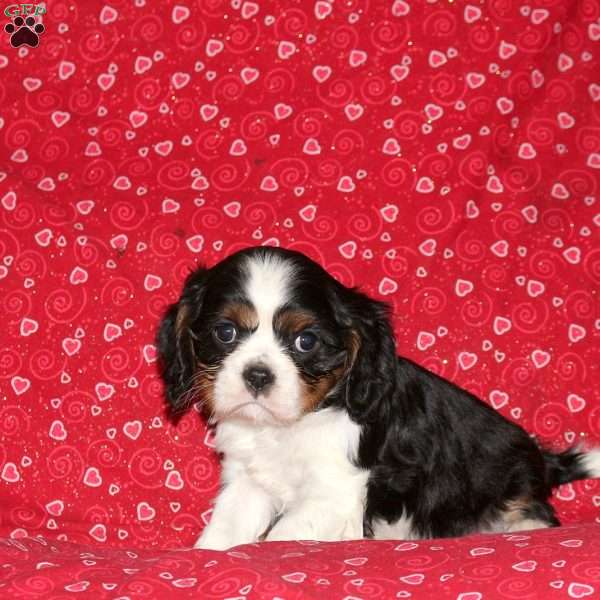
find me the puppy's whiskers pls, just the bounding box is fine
[171,367,217,416]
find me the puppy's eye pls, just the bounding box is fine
[294,331,318,353]
[213,322,237,344]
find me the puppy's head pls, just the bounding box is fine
[157,247,396,425]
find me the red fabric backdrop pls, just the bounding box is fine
[0,0,599,597]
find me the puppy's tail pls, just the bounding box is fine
[543,447,600,487]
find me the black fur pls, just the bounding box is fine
[323,273,592,538]
[332,290,398,424]
[157,267,209,417]
[542,448,591,487]
[157,246,595,539]
[355,358,559,537]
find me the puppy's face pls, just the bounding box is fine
[158,248,354,425]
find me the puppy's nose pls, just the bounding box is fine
[243,364,274,394]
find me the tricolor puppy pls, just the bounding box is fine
[157,246,600,550]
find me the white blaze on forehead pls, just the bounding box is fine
[244,253,295,325]
[212,252,302,424]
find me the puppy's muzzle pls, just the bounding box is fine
[243,363,275,395]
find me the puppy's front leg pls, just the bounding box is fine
[266,500,363,542]
[194,475,274,550]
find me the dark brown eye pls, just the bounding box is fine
[294,331,318,353]
[213,322,237,344]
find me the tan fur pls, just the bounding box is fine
[175,303,190,337]
[298,329,360,414]
[274,309,316,334]
[503,498,530,525]
[300,367,345,413]
[496,498,549,533]
[190,367,216,416]
[222,302,258,330]
[347,329,361,368]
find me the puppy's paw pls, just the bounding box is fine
[266,511,362,542]
[193,528,234,550]
[265,518,312,542]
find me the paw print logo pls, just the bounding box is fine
[4,16,45,48]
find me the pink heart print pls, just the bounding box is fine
[0,3,598,597]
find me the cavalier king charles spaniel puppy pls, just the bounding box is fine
[157,246,599,550]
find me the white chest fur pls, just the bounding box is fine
[216,407,367,509]
[196,408,369,549]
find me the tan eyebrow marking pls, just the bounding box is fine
[221,301,259,329]
[274,309,316,334]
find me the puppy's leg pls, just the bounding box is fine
[501,499,556,534]
[266,468,368,542]
[506,518,551,533]
[266,499,364,542]
[194,475,274,550]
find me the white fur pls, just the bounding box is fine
[506,518,550,533]
[372,513,416,540]
[195,408,368,550]
[212,253,302,424]
[581,449,600,478]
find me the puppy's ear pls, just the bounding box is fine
[342,291,397,423]
[157,267,208,419]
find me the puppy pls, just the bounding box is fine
[157,246,599,550]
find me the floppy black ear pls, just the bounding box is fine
[342,290,397,423]
[156,267,208,418]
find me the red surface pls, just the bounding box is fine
[0,0,599,597]
[1,526,600,599]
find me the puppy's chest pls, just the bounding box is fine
[215,410,365,506]
[235,434,310,501]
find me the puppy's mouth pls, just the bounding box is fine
[211,401,297,426]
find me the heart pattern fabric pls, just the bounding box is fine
[1,526,600,598]
[0,0,599,597]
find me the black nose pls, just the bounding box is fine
[243,364,274,394]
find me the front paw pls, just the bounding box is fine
[265,517,311,542]
[266,511,363,542]
[194,527,235,551]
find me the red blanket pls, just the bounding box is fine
[1,0,598,597]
